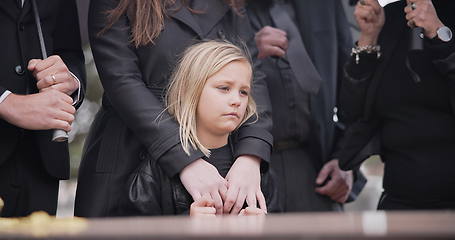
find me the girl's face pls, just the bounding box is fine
[196,60,252,139]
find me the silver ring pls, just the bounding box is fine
[51,74,57,85]
[411,2,416,10]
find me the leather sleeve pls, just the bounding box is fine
[126,159,163,216]
[88,0,204,177]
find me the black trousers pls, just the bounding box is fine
[0,132,59,217]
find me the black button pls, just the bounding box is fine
[19,22,25,31]
[15,65,25,75]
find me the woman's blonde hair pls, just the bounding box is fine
[166,41,257,157]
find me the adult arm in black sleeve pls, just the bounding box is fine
[88,0,204,177]
[333,1,370,201]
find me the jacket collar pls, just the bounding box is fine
[0,0,31,21]
[19,0,31,21]
[168,0,229,39]
[191,0,229,37]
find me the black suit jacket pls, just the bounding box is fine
[0,0,85,179]
[75,0,273,216]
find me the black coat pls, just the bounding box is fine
[75,0,273,217]
[0,0,85,180]
[338,1,455,171]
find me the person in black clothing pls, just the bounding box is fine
[125,41,278,216]
[0,0,85,217]
[75,0,273,217]
[246,0,367,212]
[339,0,455,210]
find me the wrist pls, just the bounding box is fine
[0,93,15,119]
[358,34,379,47]
[424,21,444,39]
[237,155,261,167]
[180,158,204,176]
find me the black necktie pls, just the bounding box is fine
[269,2,322,95]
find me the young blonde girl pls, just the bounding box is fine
[125,41,278,216]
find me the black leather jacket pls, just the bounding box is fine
[123,142,281,215]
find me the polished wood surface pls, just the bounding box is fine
[1,211,454,239]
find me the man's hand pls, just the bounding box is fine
[255,26,288,59]
[355,0,385,46]
[180,159,228,215]
[315,159,353,203]
[0,90,75,131]
[404,0,444,38]
[223,155,267,215]
[28,55,79,95]
[190,194,216,217]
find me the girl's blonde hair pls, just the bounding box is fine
[166,41,257,157]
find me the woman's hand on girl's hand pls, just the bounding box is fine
[180,159,228,215]
[223,155,267,214]
[190,194,216,217]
